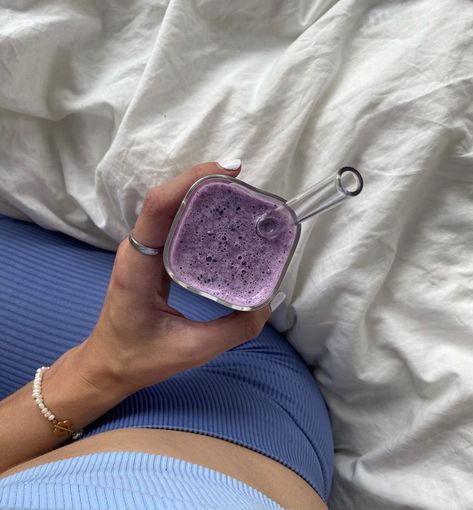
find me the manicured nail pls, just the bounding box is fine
[270,291,286,312]
[217,159,241,171]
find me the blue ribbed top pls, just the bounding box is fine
[0,452,285,509]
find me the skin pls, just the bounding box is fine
[0,162,328,510]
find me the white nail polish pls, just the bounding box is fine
[270,291,286,312]
[217,159,241,171]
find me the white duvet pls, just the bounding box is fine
[1,1,472,508]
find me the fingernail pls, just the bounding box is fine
[270,291,286,313]
[217,159,241,171]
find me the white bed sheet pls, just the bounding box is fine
[1,1,473,508]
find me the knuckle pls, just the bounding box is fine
[181,334,207,366]
[244,315,263,340]
[117,239,128,256]
[142,187,162,217]
[109,265,127,292]
[109,240,132,291]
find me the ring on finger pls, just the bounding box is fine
[128,231,164,256]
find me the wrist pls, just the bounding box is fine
[69,340,135,403]
[38,342,133,433]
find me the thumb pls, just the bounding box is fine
[192,306,272,359]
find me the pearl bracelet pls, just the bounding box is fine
[33,366,83,440]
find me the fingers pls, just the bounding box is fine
[132,161,241,249]
[117,161,241,295]
[189,305,272,362]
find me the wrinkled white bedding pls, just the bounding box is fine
[1,1,473,508]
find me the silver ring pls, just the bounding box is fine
[128,231,164,256]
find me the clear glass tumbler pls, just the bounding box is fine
[163,167,363,310]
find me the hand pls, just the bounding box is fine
[80,162,271,395]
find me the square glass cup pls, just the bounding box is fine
[163,175,301,311]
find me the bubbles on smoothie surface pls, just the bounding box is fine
[169,180,297,306]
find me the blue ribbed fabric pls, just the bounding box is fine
[0,216,334,504]
[0,452,284,509]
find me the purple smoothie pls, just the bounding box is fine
[166,177,299,309]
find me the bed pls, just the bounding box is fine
[1,1,472,508]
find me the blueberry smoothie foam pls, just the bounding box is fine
[166,177,298,309]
